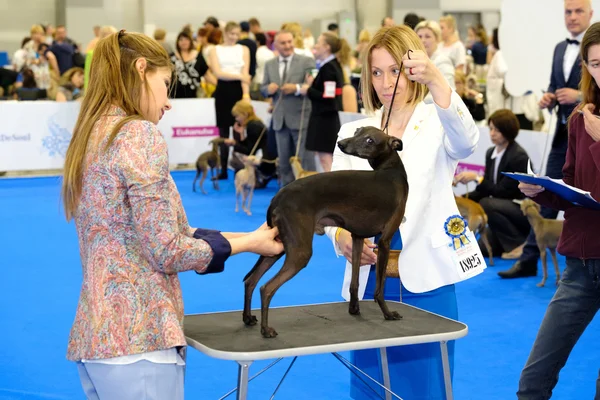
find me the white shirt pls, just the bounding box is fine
[437,41,467,70]
[253,45,275,86]
[491,146,506,184]
[278,54,302,95]
[278,54,293,81]
[564,32,585,81]
[82,348,185,366]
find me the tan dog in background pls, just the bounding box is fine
[235,155,260,216]
[193,138,225,194]
[289,156,318,180]
[455,196,494,266]
[519,198,563,287]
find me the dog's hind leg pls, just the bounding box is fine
[480,225,494,266]
[537,247,547,288]
[199,168,208,195]
[373,237,402,320]
[192,169,201,192]
[243,254,284,326]
[549,247,560,286]
[348,234,364,316]
[245,188,254,216]
[259,244,312,338]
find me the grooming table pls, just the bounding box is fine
[184,301,468,400]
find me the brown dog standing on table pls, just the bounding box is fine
[192,138,225,194]
[242,126,409,338]
[519,198,564,287]
[289,156,318,180]
[234,155,260,216]
[455,196,494,266]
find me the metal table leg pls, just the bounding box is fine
[379,348,392,400]
[236,360,253,400]
[440,341,453,400]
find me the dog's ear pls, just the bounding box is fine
[388,137,403,151]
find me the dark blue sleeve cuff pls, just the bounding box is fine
[193,228,232,274]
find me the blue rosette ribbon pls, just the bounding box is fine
[444,215,470,250]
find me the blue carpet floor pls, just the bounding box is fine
[1,170,599,399]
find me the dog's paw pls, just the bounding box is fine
[348,304,361,315]
[384,311,403,320]
[536,281,546,288]
[245,210,252,216]
[243,314,258,326]
[261,326,278,338]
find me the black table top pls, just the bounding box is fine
[184,301,468,361]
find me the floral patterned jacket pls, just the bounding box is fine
[67,107,230,361]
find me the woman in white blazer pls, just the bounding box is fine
[324,25,482,400]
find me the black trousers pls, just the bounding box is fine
[479,197,531,256]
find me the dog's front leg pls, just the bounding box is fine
[348,234,364,316]
[374,238,402,320]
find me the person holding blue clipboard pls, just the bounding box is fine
[509,21,600,399]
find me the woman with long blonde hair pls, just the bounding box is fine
[438,15,466,71]
[62,30,281,399]
[325,25,480,399]
[208,21,251,180]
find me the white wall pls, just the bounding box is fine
[142,0,353,37]
[0,0,56,55]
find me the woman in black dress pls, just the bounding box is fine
[208,21,251,180]
[302,32,345,172]
[170,31,208,98]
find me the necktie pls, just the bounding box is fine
[281,59,288,84]
[566,38,580,45]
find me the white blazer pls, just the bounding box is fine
[324,91,481,299]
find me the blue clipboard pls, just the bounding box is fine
[502,172,600,210]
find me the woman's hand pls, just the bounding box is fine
[337,229,377,266]
[402,50,443,87]
[402,49,451,108]
[454,171,479,185]
[246,223,283,256]
[581,103,600,142]
[241,73,252,85]
[519,182,545,197]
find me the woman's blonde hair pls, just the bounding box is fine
[415,20,442,43]
[360,25,429,115]
[61,31,173,220]
[59,67,84,86]
[224,21,240,33]
[281,22,304,49]
[30,24,44,35]
[231,100,260,123]
[358,29,371,44]
[439,15,457,32]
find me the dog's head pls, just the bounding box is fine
[244,155,260,166]
[209,137,226,146]
[337,127,402,160]
[520,198,540,215]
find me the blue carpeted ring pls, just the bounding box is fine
[1,170,599,399]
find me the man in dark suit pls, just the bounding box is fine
[499,0,593,278]
[261,29,316,186]
[455,110,531,256]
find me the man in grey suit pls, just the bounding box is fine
[261,29,316,186]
